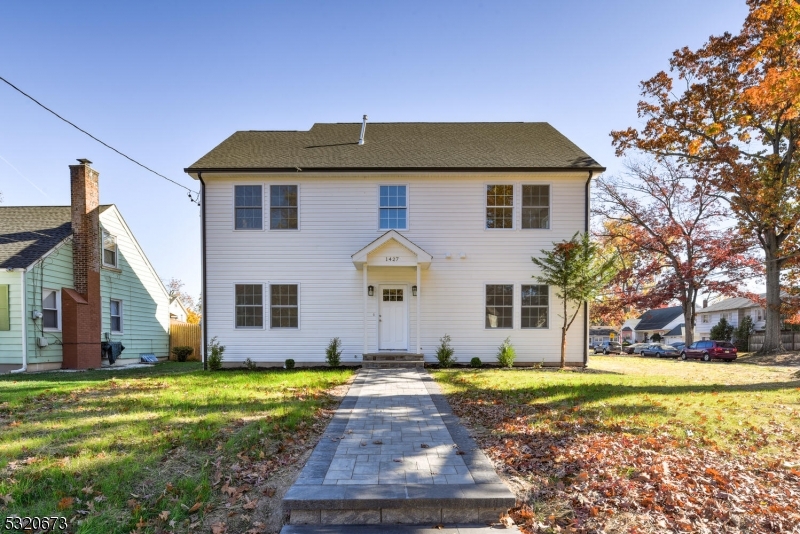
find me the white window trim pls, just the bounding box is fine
[702,314,709,324]
[269,282,301,330]
[376,184,410,231]
[233,282,266,330]
[101,230,118,269]
[520,183,552,231]
[521,283,550,329]
[42,288,61,332]
[110,299,123,333]
[268,183,301,231]
[484,282,515,330]
[484,183,515,230]
[232,184,266,232]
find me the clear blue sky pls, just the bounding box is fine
[0,1,750,300]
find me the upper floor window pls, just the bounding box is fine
[521,284,548,328]
[486,185,514,229]
[522,185,550,229]
[379,185,408,230]
[102,231,118,268]
[270,185,298,230]
[702,314,709,324]
[234,185,263,230]
[42,289,60,331]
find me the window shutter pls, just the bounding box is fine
[0,284,9,331]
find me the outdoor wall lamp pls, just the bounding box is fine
[412,285,417,296]
[368,285,374,296]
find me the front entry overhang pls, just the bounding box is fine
[352,231,432,356]
[351,230,432,270]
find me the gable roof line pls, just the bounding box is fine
[351,230,433,269]
[186,166,606,174]
[101,205,171,301]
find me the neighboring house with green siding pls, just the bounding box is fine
[0,160,170,373]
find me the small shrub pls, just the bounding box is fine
[171,346,193,362]
[470,357,482,368]
[435,334,456,368]
[285,358,295,370]
[207,337,225,371]
[326,337,342,367]
[243,358,258,371]
[496,336,516,368]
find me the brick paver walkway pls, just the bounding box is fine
[282,367,517,528]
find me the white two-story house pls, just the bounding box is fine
[185,121,604,367]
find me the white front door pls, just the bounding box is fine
[379,285,408,350]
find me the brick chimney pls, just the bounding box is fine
[61,159,102,369]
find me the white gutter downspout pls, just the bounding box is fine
[10,268,27,373]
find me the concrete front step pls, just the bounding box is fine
[281,523,521,533]
[283,483,515,526]
[362,353,425,368]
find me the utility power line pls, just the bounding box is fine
[0,75,200,204]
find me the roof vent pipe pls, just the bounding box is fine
[358,115,368,145]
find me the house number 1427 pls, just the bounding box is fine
[385,256,399,262]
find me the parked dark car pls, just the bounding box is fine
[680,340,737,362]
[593,341,622,355]
[641,343,680,358]
[670,342,686,351]
[624,343,649,354]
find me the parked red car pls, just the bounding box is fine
[680,340,737,362]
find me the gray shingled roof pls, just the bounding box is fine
[185,122,604,172]
[636,306,684,331]
[665,323,685,337]
[0,206,111,269]
[701,297,760,313]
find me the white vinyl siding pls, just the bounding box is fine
[202,172,588,364]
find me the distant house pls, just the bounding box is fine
[0,160,171,373]
[663,323,686,345]
[619,318,639,343]
[589,326,618,347]
[630,306,684,343]
[695,296,766,340]
[169,296,190,322]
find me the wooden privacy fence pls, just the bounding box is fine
[748,331,800,352]
[169,320,202,361]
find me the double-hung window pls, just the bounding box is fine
[235,284,264,328]
[486,185,514,229]
[379,185,408,230]
[270,185,298,229]
[522,185,550,229]
[110,299,123,332]
[234,185,263,230]
[485,284,513,328]
[271,284,298,328]
[521,285,548,328]
[42,289,60,330]
[102,231,118,268]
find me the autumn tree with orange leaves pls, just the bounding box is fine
[594,160,761,346]
[611,0,800,352]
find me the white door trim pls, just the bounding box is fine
[378,284,409,350]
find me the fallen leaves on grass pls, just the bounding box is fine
[448,393,800,533]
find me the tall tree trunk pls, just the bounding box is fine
[561,298,568,369]
[762,234,784,353]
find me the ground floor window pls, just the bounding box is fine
[235,284,263,328]
[485,284,513,328]
[521,285,548,328]
[110,299,123,332]
[271,284,298,328]
[42,289,60,330]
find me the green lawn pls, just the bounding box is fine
[0,363,353,534]
[433,356,800,454]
